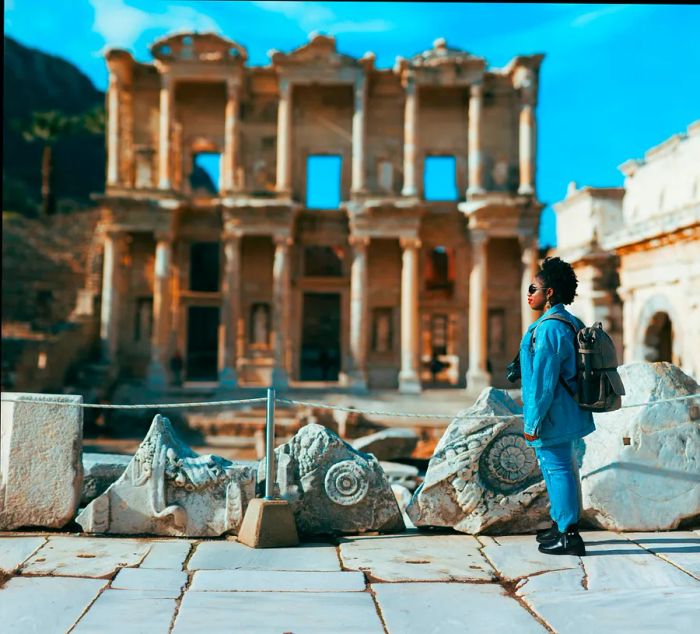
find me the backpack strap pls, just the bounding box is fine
[531,314,579,398]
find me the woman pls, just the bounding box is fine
[520,256,594,556]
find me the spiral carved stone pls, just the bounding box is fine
[479,433,538,493]
[324,460,369,506]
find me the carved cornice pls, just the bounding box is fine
[394,38,485,86]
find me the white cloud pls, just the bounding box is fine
[251,1,394,36]
[571,5,629,28]
[89,0,221,49]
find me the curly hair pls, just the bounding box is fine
[537,256,578,305]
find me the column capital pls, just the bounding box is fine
[223,231,244,244]
[160,71,173,89]
[400,237,422,250]
[273,235,293,248]
[401,70,416,89]
[278,76,292,96]
[470,81,483,97]
[226,76,241,93]
[349,235,370,249]
[154,230,174,243]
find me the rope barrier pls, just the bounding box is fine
[0,392,697,419]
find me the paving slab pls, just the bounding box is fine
[172,591,384,634]
[373,582,547,634]
[111,567,188,598]
[516,567,587,596]
[581,531,700,591]
[139,540,192,569]
[190,569,366,592]
[187,540,340,571]
[0,536,46,572]
[0,576,106,634]
[623,531,700,580]
[21,536,150,578]
[479,535,582,582]
[524,587,700,634]
[339,532,495,582]
[72,589,177,634]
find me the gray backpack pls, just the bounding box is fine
[534,316,626,412]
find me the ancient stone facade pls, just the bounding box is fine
[95,32,543,393]
[555,121,700,380]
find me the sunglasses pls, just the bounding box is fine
[527,285,546,295]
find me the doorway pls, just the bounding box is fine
[186,306,220,381]
[300,293,341,381]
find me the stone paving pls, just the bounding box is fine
[1,529,698,633]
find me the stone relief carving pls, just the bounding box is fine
[76,414,256,537]
[77,417,403,538]
[407,388,550,535]
[259,423,405,535]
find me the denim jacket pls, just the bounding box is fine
[520,303,595,448]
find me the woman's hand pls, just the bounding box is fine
[523,432,539,441]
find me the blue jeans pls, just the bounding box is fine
[536,442,581,533]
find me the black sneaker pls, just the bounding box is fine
[538,527,586,557]
[536,522,559,544]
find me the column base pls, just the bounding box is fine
[271,367,289,391]
[398,370,422,394]
[466,186,485,197]
[147,360,168,390]
[401,186,418,197]
[518,184,534,195]
[345,370,369,394]
[465,369,492,398]
[218,367,239,391]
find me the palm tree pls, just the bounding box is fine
[20,110,72,216]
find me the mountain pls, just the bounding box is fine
[3,36,106,215]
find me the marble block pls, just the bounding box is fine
[0,392,83,530]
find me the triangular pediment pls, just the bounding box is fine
[271,34,358,68]
[150,32,247,63]
[408,38,484,69]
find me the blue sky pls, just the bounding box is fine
[5,1,700,246]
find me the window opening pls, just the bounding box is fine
[307,155,342,209]
[190,153,221,194]
[424,155,458,201]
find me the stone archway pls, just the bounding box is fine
[642,312,674,363]
[635,295,683,367]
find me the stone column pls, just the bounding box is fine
[520,237,539,333]
[219,234,241,389]
[466,230,491,394]
[147,235,172,389]
[348,236,370,391]
[467,82,484,195]
[275,78,292,195]
[399,238,422,393]
[106,72,120,187]
[272,236,292,389]
[158,73,173,190]
[401,73,418,197]
[99,231,126,362]
[223,78,241,193]
[351,75,367,194]
[518,94,536,195]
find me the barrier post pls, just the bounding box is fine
[237,386,299,548]
[264,387,276,499]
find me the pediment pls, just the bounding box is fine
[406,38,484,70]
[150,32,247,64]
[270,34,359,69]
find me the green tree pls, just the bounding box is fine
[19,110,72,216]
[16,106,105,217]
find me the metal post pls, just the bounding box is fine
[264,387,276,499]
